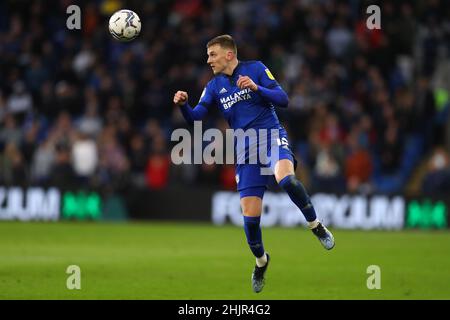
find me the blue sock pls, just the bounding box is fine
[243,216,265,258]
[279,175,317,222]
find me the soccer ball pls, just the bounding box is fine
[108,9,141,42]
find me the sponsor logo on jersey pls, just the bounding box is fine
[219,87,228,94]
[219,88,252,110]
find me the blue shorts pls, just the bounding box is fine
[236,127,297,199]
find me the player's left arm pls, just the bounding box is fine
[236,62,289,108]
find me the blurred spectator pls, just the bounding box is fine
[379,122,403,174]
[311,144,345,193]
[0,114,22,147]
[73,42,95,77]
[6,81,32,121]
[128,134,148,187]
[50,140,77,188]
[318,113,345,146]
[0,142,27,186]
[421,147,450,194]
[21,120,40,165]
[76,91,103,137]
[98,125,129,178]
[39,81,58,119]
[31,137,55,183]
[326,18,353,59]
[220,164,237,190]
[54,80,80,116]
[345,129,373,193]
[145,134,170,190]
[72,132,98,178]
[25,56,49,94]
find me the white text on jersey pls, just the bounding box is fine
[220,88,252,110]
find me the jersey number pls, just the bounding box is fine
[276,137,289,147]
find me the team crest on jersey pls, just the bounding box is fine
[265,68,275,80]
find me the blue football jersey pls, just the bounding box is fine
[198,61,284,130]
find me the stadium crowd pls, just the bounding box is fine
[0,0,449,195]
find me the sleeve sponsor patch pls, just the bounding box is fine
[265,68,275,80]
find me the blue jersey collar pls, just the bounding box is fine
[230,60,242,78]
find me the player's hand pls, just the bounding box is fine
[173,91,188,106]
[237,75,258,91]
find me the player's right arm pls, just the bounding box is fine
[173,83,215,124]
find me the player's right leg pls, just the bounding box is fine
[237,163,271,293]
[240,191,270,293]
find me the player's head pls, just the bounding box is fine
[206,34,238,75]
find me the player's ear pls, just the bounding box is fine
[226,50,234,61]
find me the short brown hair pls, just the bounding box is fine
[206,34,237,55]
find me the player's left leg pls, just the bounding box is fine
[274,159,335,250]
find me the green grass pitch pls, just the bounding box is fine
[0,221,449,299]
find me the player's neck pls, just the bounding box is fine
[223,59,239,76]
